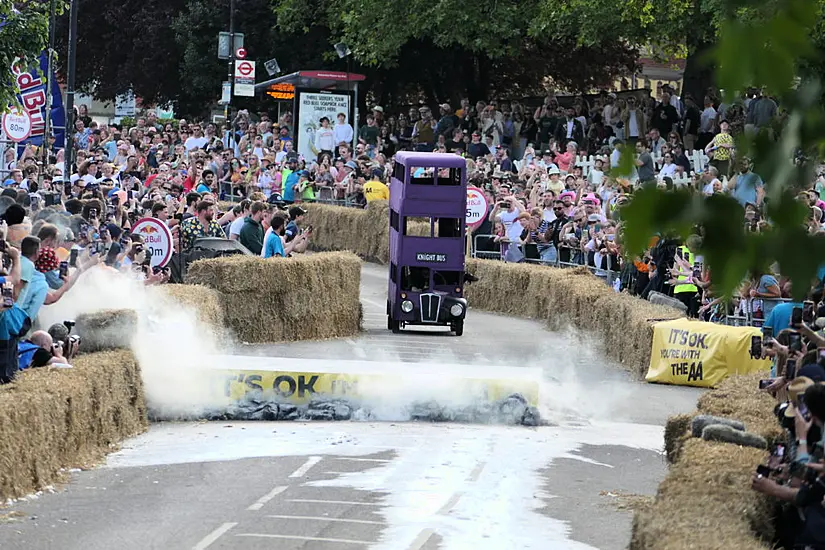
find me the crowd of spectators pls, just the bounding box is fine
[748,294,825,548]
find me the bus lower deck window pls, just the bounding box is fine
[401,266,430,291]
[434,271,461,286]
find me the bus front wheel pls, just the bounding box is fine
[451,320,464,337]
[388,316,401,334]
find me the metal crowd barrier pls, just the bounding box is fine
[470,235,620,288]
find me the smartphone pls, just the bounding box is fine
[759,378,776,390]
[64,181,72,195]
[692,266,702,279]
[751,335,762,358]
[756,465,772,477]
[763,326,774,340]
[803,301,816,324]
[69,248,78,268]
[107,204,116,216]
[787,358,798,379]
[89,208,98,220]
[594,223,602,233]
[789,332,803,353]
[0,240,7,253]
[1,286,12,308]
[792,306,803,327]
[58,261,68,278]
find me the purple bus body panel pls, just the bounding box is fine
[387,152,468,327]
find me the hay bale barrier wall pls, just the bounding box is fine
[631,373,783,550]
[0,350,147,500]
[185,251,362,343]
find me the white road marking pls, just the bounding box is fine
[192,522,237,550]
[236,533,373,545]
[407,528,436,550]
[289,456,322,478]
[286,498,383,507]
[266,514,383,525]
[332,457,392,463]
[467,462,486,482]
[437,492,463,515]
[246,485,288,511]
[360,297,386,309]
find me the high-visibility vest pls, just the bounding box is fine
[673,246,698,294]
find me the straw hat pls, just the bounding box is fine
[784,376,815,418]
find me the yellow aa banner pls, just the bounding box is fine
[646,319,771,388]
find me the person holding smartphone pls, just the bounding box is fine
[0,243,30,384]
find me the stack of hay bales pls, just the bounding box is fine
[464,259,682,375]
[631,373,783,549]
[185,252,362,343]
[305,201,428,264]
[0,350,146,500]
[75,309,139,353]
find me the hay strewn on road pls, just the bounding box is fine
[631,373,782,550]
[0,350,147,500]
[464,259,682,376]
[75,310,138,353]
[185,252,362,343]
[160,284,225,342]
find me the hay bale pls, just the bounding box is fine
[648,290,688,313]
[160,284,226,342]
[664,413,693,464]
[0,349,146,500]
[630,439,773,550]
[75,309,139,352]
[185,252,362,343]
[692,414,745,437]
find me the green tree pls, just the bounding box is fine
[617,0,825,298]
[0,1,64,113]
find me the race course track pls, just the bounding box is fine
[0,264,702,550]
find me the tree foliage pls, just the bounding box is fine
[0,0,65,113]
[617,0,825,299]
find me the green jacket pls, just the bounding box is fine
[239,216,264,255]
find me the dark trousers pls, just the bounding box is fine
[675,291,700,317]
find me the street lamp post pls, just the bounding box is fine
[224,0,236,122]
[63,0,78,181]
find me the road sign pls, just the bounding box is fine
[131,217,173,268]
[233,60,256,97]
[217,32,244,60]
[2,108,32,142]
[235,47,247,60]
[219,81,231,105]
[114,90,136,117]
[264,57,281,76]
[466,186,489,229]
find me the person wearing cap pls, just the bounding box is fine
[412,107,437,152]
[372,106,385,126]
[435,103,457,140]
[280,158,302,205]
[285,205,307,243]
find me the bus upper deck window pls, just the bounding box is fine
[436,218,461,238]
[410,166,436,185]
[437,167,461,186]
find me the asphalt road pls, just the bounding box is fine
[0,263,703,550]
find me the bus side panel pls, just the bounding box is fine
[399,236,465,271]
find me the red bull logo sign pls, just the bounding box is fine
[465,186,489,229]
[131,218,173,268]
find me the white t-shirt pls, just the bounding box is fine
[627,109,639,137]
[229,216,246,238]
[659,163,677,179]
[588,168,604,186]
[703,178,720,195]
[334,123,353,146]
[184,136,208,152]
[497,208,520,237]
[542,207,556,223]
[315,127,335,151]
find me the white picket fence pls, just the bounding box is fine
[513,150,711,185]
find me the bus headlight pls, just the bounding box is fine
[401,300,414,313]
[450,304,464,317]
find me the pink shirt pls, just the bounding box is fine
[556,152,574,173]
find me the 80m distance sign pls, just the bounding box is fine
[2,109,32,142]
[131,218,173,267]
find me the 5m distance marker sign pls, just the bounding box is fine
[234,60,256,97]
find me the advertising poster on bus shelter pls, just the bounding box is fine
[294,90,352,162]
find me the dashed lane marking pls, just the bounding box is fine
[236,533,374,545]
[266,514,383,525]
[286,499,383,507]
[407,528,436,550]
[247,485,288,511]
[289,456,322,478]
[192,522,237,550]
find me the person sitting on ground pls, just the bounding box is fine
[18,330,72,371]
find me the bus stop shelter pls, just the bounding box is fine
[255,70,365,160]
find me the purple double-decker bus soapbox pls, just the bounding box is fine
[386,152,469,336]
